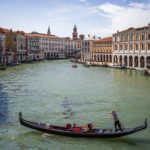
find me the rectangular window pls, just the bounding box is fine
[148,44,150,50]
[142,34,145,40]
[135,44,138,50]
[114,45,118,50]
[125,35,128,41]
[141,44,145,50]
[129,44,133,50]
[136,33,139,41]
[148,34,150,40]
[130,34,133,41]
[119,45,123,50]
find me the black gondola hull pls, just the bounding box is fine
[19,112,147,138]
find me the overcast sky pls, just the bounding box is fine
[0,0,150,38]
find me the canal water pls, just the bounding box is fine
[0,60,150,150]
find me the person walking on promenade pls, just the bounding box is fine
[110,110,123,132]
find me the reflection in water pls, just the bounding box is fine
[62,97,74,119]
[0,84,8,124]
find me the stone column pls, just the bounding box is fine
[122,55,124,65]
[127,55,129,67]
[133,55,135,68]
[144,56,147,69]
[138,56,140,68]
[112,55,114,65]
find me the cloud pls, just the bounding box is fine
[90,2,150,35]
[79,0,86,2]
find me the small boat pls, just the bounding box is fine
[144,70,150,76]
[102,63,108,67]
[114,64,126,69]
[19,112,147,138]
[144,64,150,76]
[84,63,90,67]
[0,64,6,70]
[72,64,77,68]
[0,67,6,70]
[9,62,21,66]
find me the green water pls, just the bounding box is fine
[0,60,150,150]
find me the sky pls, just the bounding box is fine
[0,0,150,38]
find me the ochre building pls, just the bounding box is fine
[92,37,112,65]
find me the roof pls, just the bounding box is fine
[113,23,150,35]
[93,37,112,43]
[26,33,67,39]
[0,27,9,34]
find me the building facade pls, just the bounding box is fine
[112,23,150,69]
[0,33,5,64]
[40,34,65,60]
[92,37,112,65]
[65,38,82,58]
[27,34,43,61]
[5,29,17,64]
[15,31,27,63]
[81,35,97,63]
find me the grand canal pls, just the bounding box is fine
[0,60,150,150]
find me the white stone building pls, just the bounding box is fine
[112,23,150,69]
[16,31,27,63]
[81,35,97,63]
[27,34,44,61]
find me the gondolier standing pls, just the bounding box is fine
[110,110,123,132]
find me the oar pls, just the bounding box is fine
[120,121,125,129]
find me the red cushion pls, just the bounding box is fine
[72,127,81,132]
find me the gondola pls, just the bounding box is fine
[19,112,147,138]
[72,64,77,68]
[144,70,150,76]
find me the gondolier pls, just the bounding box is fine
[110,110,123,132]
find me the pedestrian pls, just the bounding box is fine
[110,110,123,132]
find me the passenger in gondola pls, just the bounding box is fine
[110,110,123,132]
[86,123,93,133]
[66,123,72,130]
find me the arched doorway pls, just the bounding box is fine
[100,55,102,62]
[51,53,53,59]
[124,56,127,66]
[97,55,99,61]
[110,55,112,62]
[134,56,138,67]
[103,55,105,62]
[119,56,122,65]
[94,55,96,61]
[57,53,59,59]
[106,55,108,62]
[140,56,145,68]
[129,56,133,67]
[44,53,46,59]
[114,55,118,64]
[47,53,50,59]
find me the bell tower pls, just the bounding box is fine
[47,26,51,35]
[72,25,78,40]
